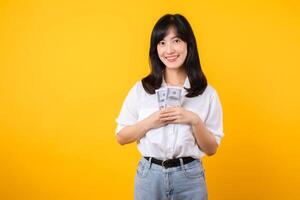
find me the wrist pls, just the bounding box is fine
[134,119,151,141]
[190,115,201,126]
[141,118,153,131]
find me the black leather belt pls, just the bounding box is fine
[144,157,196,168]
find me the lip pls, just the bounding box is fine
[165,55,179,62]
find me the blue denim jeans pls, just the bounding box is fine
[134,157,208,200]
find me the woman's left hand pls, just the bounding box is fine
[159,107,200,125]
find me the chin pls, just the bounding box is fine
[164,64,184,69]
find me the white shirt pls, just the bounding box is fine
[115,76,224,159]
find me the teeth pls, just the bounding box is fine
[166,56,178,61]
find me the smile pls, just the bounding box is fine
[165,55,179,62]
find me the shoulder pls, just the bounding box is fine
[203,83,220,100]
[126,80,145,99]
[203,83,217,95]
[134,80,143,90]
[129,80,143,93]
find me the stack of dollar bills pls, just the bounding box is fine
[155,86,184,109]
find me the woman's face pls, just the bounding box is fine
[157,27,188,70]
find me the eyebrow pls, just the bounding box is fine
[162,36,180,40]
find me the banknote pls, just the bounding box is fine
[155,88,167,110]
[166,87,182,107]
[155,86,183,109]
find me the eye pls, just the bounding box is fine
[174,39,181,43]
[158,41,165,45]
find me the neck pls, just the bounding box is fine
[164,68,187,86]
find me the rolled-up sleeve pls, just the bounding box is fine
[115,82,140,135]
[205,90,224,146]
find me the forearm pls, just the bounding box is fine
[191,117,218,156]
[116,119,152,145]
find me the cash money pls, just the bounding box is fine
[155,86,183,109]
[166,87,182,107]
[155,88,167,110]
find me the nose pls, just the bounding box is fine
[166,43,175,54]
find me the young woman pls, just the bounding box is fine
[115,14,224,200]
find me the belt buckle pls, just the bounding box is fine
[162,160,168,168]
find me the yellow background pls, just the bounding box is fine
[1,0,299,199]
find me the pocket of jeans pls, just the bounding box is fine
[136,161,149,178]
[183,165,205,179]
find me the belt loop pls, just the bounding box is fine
[179,158,185,170]
[148,157,153,169]
[199,158,205,172]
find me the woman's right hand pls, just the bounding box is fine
[117,109,171,145]
[145,110,168,129]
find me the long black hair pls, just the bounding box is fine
[141,14,207,97]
